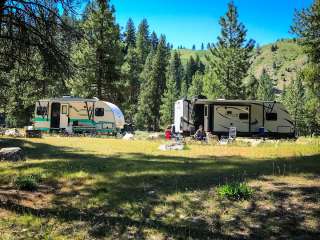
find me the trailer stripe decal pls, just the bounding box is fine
[280,108,290,114]
[216,108,231,120]
[33,118,50,122]
[219,124,230,130]
[285,119,294,126]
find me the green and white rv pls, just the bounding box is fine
[33,97,125,134]
[174,98,296,138]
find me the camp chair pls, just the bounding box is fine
[219,127,237,145]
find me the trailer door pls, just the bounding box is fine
[60,104,69,129]
[213,105,250,133]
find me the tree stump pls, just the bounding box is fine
[0,147,25,161]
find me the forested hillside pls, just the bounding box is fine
[178,39,307,89]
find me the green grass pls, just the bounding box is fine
[175,49,208,65]
[14,174,41,191]
[217,182,253,200]
[0,136,319,239]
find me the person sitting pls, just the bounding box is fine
[194,125,206,141]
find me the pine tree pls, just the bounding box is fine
[180,81,188,98]
[0,0,73,74]
[160,71,178,126]
[207,1,255,99]
[124,18,136,48]
[192,44,196,50]
[188,72,204,97]
[202,68,224,99]
[69,0,122,102]
[183,56,198,92]
[292,0,320,63]
[195,55,205,74]
[135,35,169,130]
[153,35,170,119]
[245,74,259,99]
[136,19,151,65]
[150,31,159,50]
[135,52,155,130]
[282,74,306,135]
[297,66,320,135]
[257,69,275,101]
[167,51,184,95]
[201,43,205,50]
[291,0,320,135]
[121,47,140,122]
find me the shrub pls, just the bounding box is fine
[271,44,278,52]
[15,174,41,191]
[217,182,253,200]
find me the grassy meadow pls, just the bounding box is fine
[0,136,319,239]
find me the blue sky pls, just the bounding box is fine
[110,0,313,49]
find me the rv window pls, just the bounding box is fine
[61,105,68,115]
[266,112,277,121]
[227,111,232,115]
[95,108,104,117]
[36,106,47,116]
[239,113,249,120]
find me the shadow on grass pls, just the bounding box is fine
[0,138,319,239]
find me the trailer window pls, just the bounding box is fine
[36,106,47,116]
[227,111,232,115]
[266,112,277,121]
[239,113,249,120]
[61,105,68,115]
[95,108,104,117]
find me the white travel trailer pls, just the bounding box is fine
[174,98,295,138]
[33,97,125,134]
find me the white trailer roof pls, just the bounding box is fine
[192,99,278,105]
[38,97,97,102]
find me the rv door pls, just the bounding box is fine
[204,105,209,132]
[60,104,69,129]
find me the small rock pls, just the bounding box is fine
[0,147,25,161]
[159,143,184,151]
